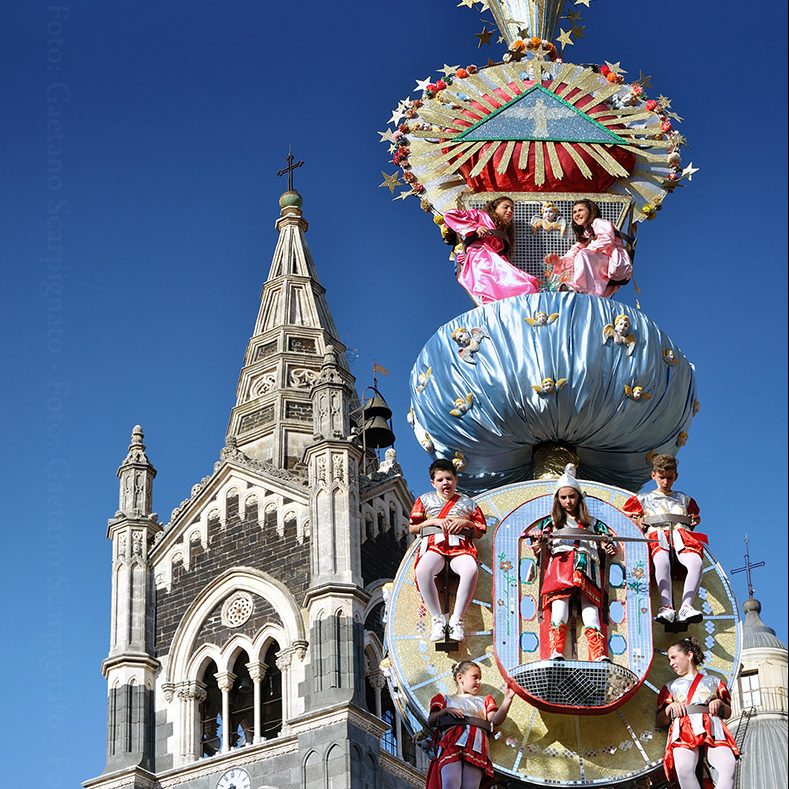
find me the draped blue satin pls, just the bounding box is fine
[409,293,697,493]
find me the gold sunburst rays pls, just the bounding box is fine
[468,141,502,177]
[577,143,631,177]
[558,141,593,178]
[545,141,564,179]
[496,140,517,173]
[534,141,546,185]
[517,139,532,168]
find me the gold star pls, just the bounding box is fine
[456,0,475,7]
[566,10,582,21]
[636,70,652,88]
[394,190,413,201]
[388,143,397,154]
[379,171,401,194]
[657,95,672,108]
[574,0,591,6]
[605,61,627,75]
[476,0,490,9]
[571,25,585,39]
[440,64,461,77]
[497,35,505,43]
[557,28,574,48]
[415,76,433,92]
[476,26,493,46]
[378,129,396,143]
[681,162,699,181]
[666,110,684,123]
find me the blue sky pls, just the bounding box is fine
[1,2,786,786]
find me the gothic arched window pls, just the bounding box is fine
[199,660,221,757]
[229,653,255,748]
[259,643,282,740]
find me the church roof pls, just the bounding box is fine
[742,597,786,650]
[735,717,789,788]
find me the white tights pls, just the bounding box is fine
[440,759,483,789]
[653,550,703,609]
[673,746,736,789]
[550,596,601,629]
[415,551,478,622]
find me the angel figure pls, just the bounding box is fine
[530,202,566,235]
[419,431,434,453]
[662,348,679,366]
[676,431,688,447]
[693,400,701,415]
[624,384,652,401]
[451,451,467,471]
[451,326,488,365]
[525,310,559,327]
[415,366,432,393]
[602,313,636,355]
[450,393,474,417]
[532,377,567,395]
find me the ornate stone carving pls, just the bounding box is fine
[246,661,267,683]
[316,456,327,484]
[332,453,345,484]
[219,441,302,484]
[368,671,387,691]
[221,591,254,628]
[131,531,143,557]
[177,682,207,703]
[250,372,277,398]
[214,671,236,694]
[289,368,318,389]
[162,682,176,702]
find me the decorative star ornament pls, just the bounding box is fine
[378,129,396,143]
[574,0,591,6]
[681,162,699,181]
[394,190,413,201]
[666,110,684,123]
[636,71,652,88]
[571,25,585,38]
[440,64,461,77]
[379,171,401,194]
[604,61,627,75]
[476,0,490,9]
[414,76,433,92]
[657,95,672,108]
[557,28,574,48]
[457,0,475,7]
[566,10,582,21]
[476,26,493,46]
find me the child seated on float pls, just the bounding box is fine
[531,464,618,661]
[408,459,487,642]
[623,454,707,625]
[426,660,516,789]
[544,199,632,297]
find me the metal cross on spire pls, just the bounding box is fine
[731,534,766,598]
[276,147,304,192]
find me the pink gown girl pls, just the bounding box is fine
[444,208,539,305]
[553,218,632,297]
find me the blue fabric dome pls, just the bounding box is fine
[408,292,697,493]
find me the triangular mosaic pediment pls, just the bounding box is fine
[454,85,626,145]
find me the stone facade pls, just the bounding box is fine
[84,191,423,789]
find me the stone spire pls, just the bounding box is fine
[103,426,161,773]
[226,190,353,471]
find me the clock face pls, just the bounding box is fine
[217,767,251,789]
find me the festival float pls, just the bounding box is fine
[378,1,740,785]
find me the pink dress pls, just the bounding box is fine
[444,209,539,305]
[554,218,632,297]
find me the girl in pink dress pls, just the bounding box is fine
[657,637,739,789]
[425,660,516,789]
[444,197,540,305]
[544,200,632,297]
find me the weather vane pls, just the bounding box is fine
[731,534,766,598]
[276,147,304,192]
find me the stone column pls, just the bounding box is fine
[177,681,206,764]
[215,671,236,752]
[368,671,386,718]
[246,661,267,743]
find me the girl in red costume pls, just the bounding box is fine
[657,637,739,788]
[425,660,515,789]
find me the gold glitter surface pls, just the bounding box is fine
[469,141,503,177]
[517,139,531,170]
[534,142,546,185]
[545,141,564,180]
[559,142,593,179]
[385,479,740,786]
[496,140,517,174]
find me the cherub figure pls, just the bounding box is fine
[451,326,488,365]
[420,432,434,453]
[602,313,636,356]
[451,451,467,471]
[530,201,566,235]
[532,377,567,395]
[450,393,474,417]
[415,366,433,393]
[624,384,652,401]
[662,348,679,366]
[676,432,688,447]
[525,310,559,327]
